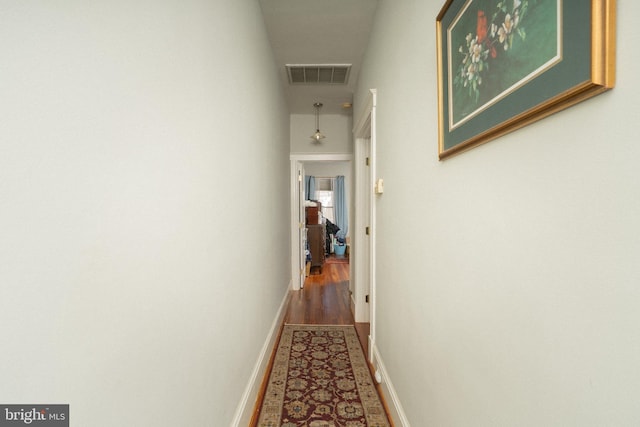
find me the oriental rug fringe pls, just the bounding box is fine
[256,324,390,427]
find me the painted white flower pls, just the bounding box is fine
[468,35,477,49]
[498,26,507,44]
[503,14,514,35]
[514,0,521,10]
[470,42,483,63]
[467,63,477,80]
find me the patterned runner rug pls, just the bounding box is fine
[257,324,390,427]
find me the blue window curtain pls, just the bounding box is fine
[335,176,348,238]
[305,175,316,201]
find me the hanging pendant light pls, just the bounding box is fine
[310,102,325,143]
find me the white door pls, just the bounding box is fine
[354,135,372,324]
[291,160,307,291]
[297,164,307,289]
[363,137,372,318]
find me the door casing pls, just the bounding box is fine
[353,88,377,361]
[289,154,353,291]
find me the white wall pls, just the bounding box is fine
[0,1,290,425]
[356,0,640,425]
[291,113,353,154]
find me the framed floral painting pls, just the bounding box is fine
[436,0,616,160]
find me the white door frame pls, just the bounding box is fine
[290,153,353,291]
[353,89,377,361]
[291,161,306,289]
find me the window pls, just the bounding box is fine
[315,177,335,223]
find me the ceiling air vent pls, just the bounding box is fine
[286,64,351,85]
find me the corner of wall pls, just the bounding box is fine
[372,344,412,427]
[231,288,291,426]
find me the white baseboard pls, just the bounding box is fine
[350,293,356,319]
[231,286,291,427]
[372,344,411,427]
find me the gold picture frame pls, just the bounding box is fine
[436,0,616,160]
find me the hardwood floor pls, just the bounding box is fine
[284,258,353,325]
[283,256,371,363]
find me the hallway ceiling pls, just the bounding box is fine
[259,0,379,115]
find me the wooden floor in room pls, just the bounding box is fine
[284,258,352,324]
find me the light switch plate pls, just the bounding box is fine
[375,178,384,194]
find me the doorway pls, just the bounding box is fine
[289,90,377,360]
[289,154,353,290]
